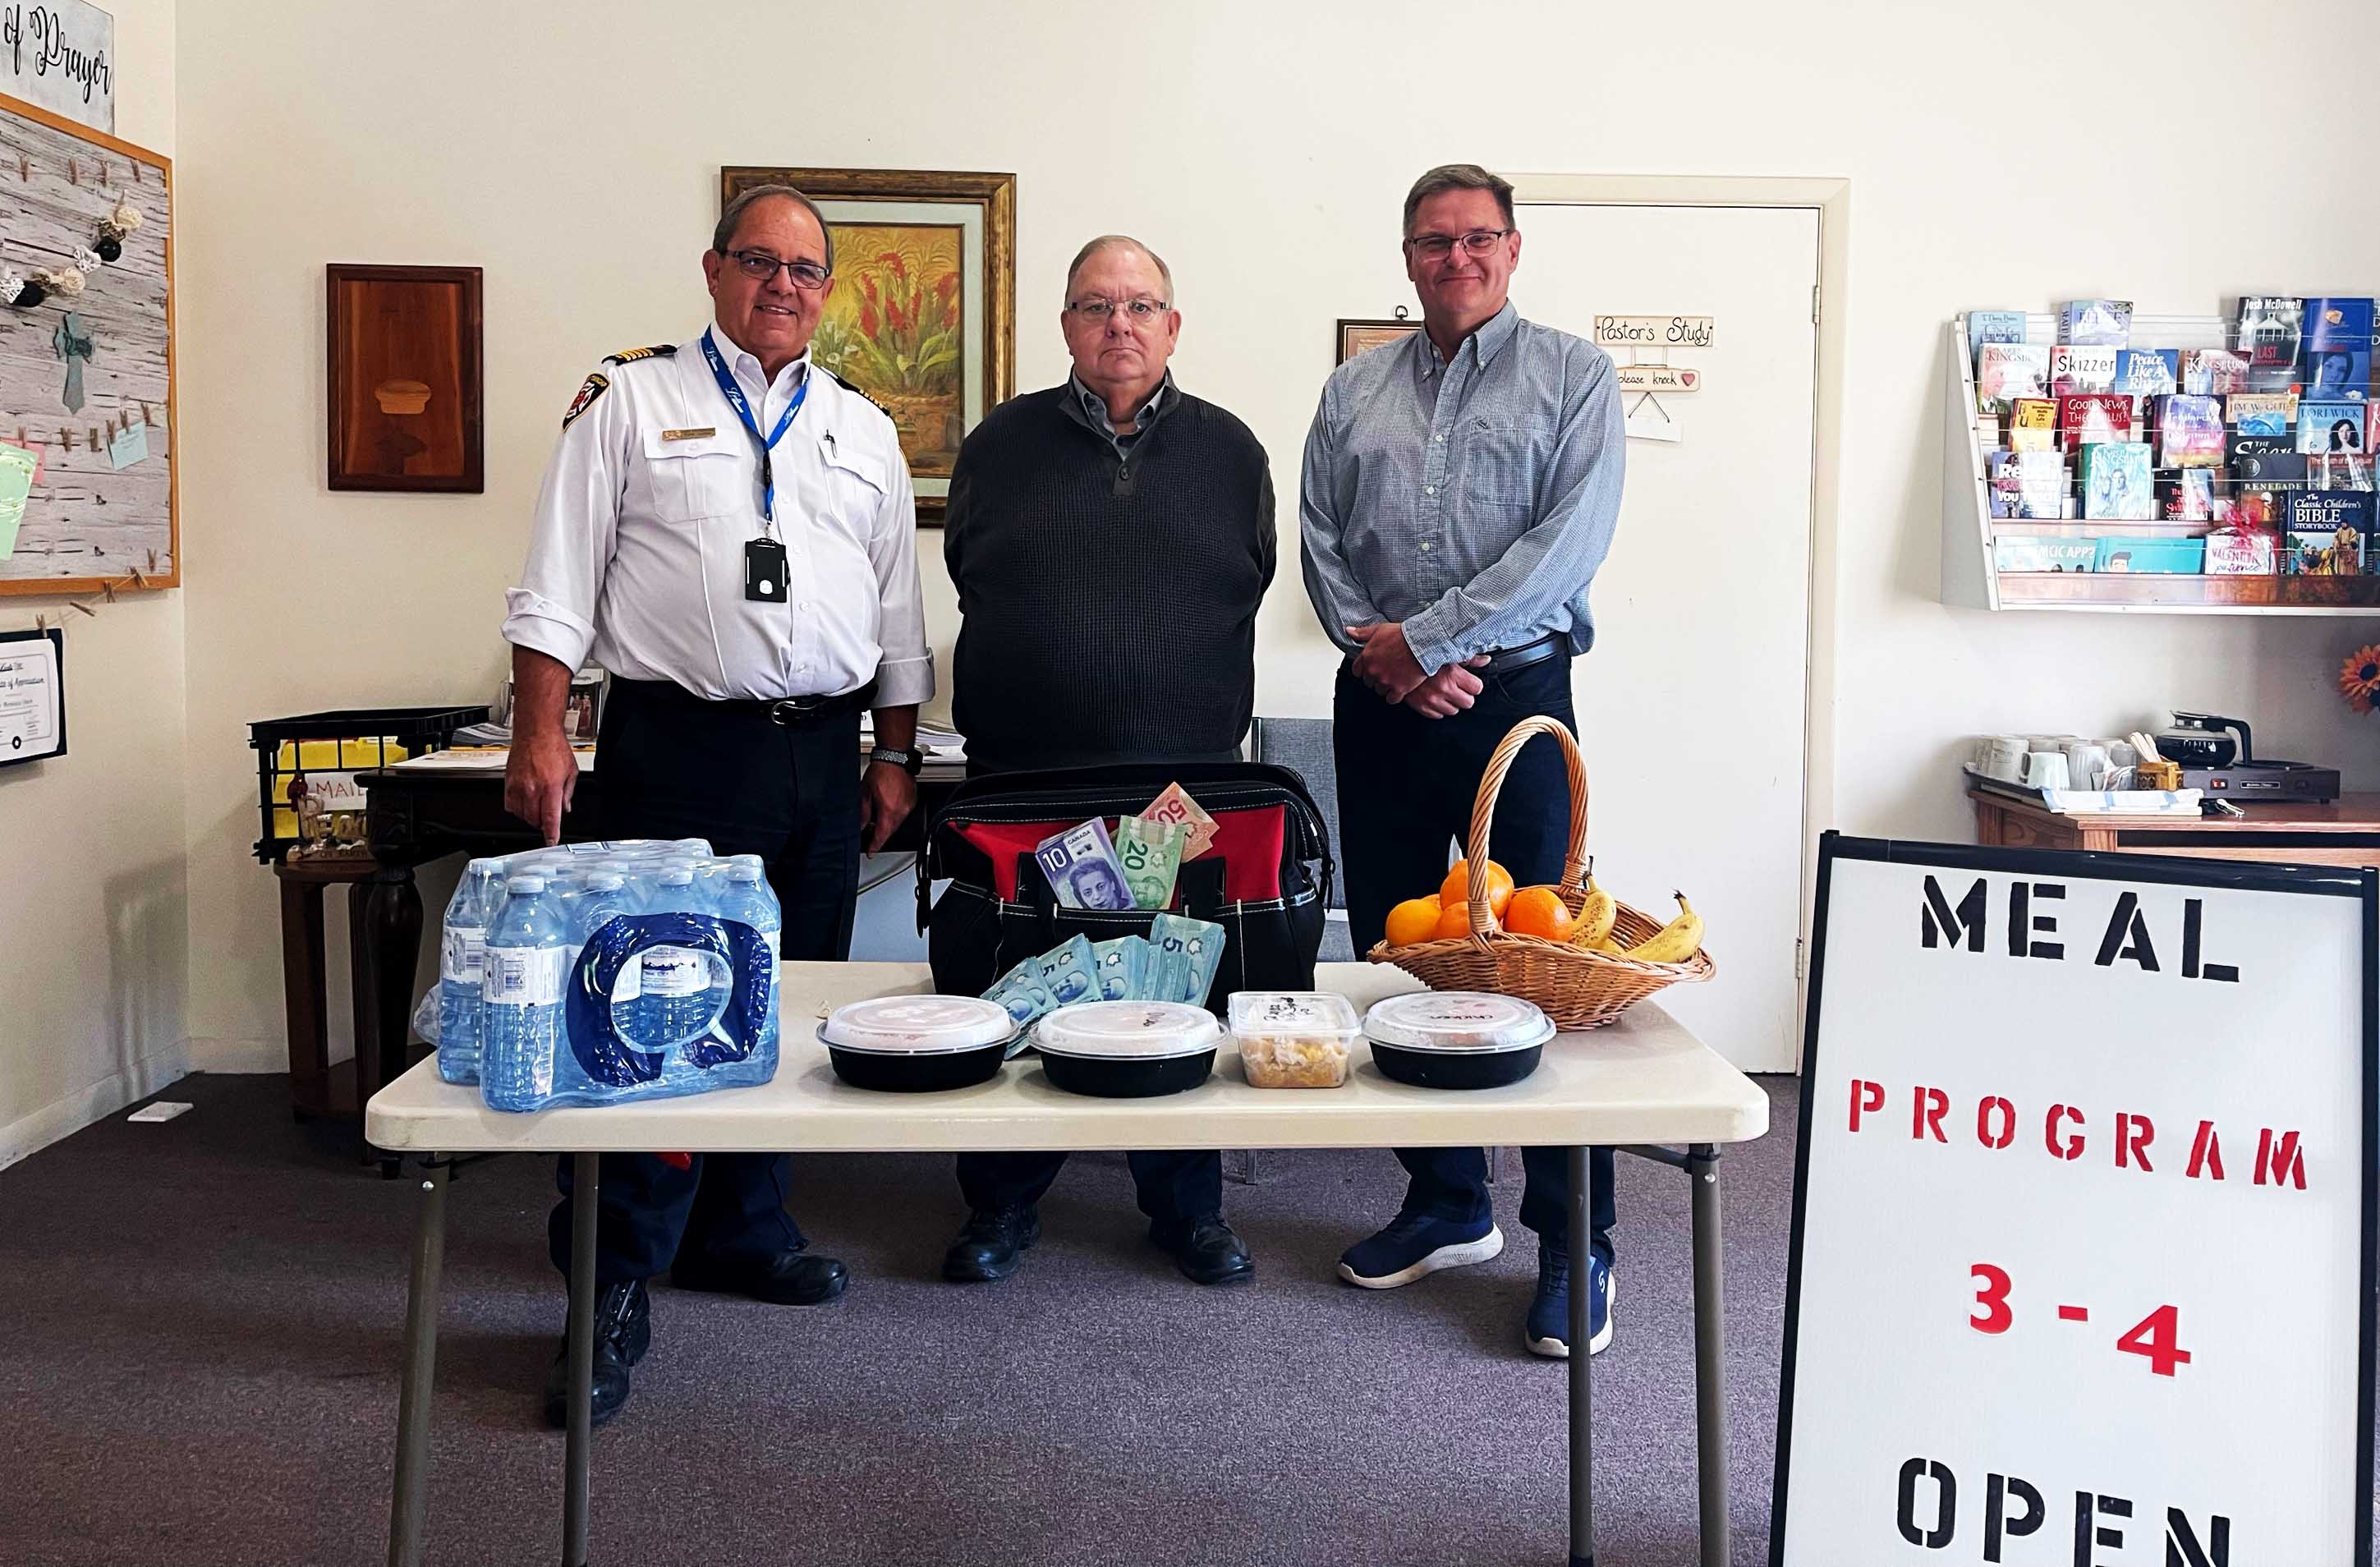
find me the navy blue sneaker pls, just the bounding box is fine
[1525,1243,1614,1359]
[1337,1211,1504,1289]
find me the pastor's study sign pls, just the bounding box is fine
[1773,836,2374,1566]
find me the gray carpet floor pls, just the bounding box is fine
[4,1072,1797,1565]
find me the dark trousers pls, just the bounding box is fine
[953,749,1234,1235]
[955,1150,1223,1238]
[549,678,863,1284]
[1334,658,1617,1264]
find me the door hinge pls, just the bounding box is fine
[1810,284,1820,324]
[1794,936,1807,980]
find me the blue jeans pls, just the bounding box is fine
[1333,658,1616,1262]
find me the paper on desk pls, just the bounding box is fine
[390,747,595,774]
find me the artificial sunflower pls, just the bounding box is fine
[2340,644,2380,714]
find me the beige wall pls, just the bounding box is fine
[0,0,182,1165]
[168,0,2380,1072]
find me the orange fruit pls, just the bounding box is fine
[1383,895,1444,948]
[1505,885,1574,942]
[1439,858,1515,918]
[1436,898,1496,940]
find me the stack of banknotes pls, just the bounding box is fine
[983,912,1228,1036]
[1032,783,1220,913]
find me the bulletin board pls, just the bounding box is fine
[1772,834,2373,1565]
[0,90,172,595]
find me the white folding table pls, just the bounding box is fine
[367,961,1769,1567]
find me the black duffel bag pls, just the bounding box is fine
[918,761,1334,1011]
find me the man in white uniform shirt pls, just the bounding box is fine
[503,183,932,1429]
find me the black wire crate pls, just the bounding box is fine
[247,705,489,863]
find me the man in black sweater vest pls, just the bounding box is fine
[940,235,1275,1287]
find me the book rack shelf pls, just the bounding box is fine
[1941,313,2380,615]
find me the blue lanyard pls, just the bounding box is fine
[699,329,808,526]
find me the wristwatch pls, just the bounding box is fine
[869,746,923,777]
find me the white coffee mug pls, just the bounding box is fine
[1978,736,2029,781]
[2022,751,2071,791]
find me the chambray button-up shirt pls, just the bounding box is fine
[1298,301,1626,676]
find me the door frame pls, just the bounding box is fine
[1507,173,1849,1068]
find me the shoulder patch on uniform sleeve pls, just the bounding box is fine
[825,366,889,417]
[561,372,609,430]
[602,343,678,365]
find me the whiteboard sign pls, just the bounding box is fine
[1774,836,2374,1566]
[0,2,113,132]
[1615,363,1701,394]
[1592,314,1714,349]
[0,624,63,763]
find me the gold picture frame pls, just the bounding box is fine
[720,166,1016,524]
[1337,316,1421,365]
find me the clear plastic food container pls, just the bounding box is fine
[1033,1001,1222,1097]
[1363,991,1555,1090]
[818,995,1018,1092]
[1227,991,1360,1088]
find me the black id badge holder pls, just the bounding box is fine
[744,537,788,603]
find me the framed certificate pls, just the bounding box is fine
[0,625,65,765]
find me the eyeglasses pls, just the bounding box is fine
[1066,296,1170,322]
[724,249,830,290]
[1405,228,1512,260]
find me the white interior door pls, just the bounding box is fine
[1516,202,1820,1072]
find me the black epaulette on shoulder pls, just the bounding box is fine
[826,366,889,416]
[603,343,678,365]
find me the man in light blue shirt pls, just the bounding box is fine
[1299,163,1625,1359]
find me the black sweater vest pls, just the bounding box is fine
[945,386,1275,774]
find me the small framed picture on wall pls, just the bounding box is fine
[325,264,485,493]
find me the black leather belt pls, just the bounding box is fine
[614,677,875,726]
[1478,633,1566,674]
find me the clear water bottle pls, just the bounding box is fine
[435,859,504,1084]
[572,870,642,1041]
[713,858,782,1050]
[480,875,572,1112]
[641,861,715,1050]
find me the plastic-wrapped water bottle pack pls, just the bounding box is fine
[426,838,781,1112]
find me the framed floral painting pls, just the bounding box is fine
[719,166,1015,523]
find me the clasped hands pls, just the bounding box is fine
[1346,622,1491,720]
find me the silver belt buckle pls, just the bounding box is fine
[769,696,825,726]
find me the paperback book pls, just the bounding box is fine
[2111,348,2179,396]
[2180,347,2253,395]
[2225,392,2296,436]
[2298,401,2368,454]
[1967,310,2029,370]
[2059,299,2132,347]
[2286,490,2375,574]
[2236,295,2304,393]
[2058,392,2134,445]
[1992,538,2097,572]
[2080,442,2155,520]
[2156,394,2226,467]
[2302,296,2373,400]
[1977,342,2051,408]
[2162,468,2218,521]
[2050,345,2119,395]
[2229,434,2309,484]
[2093,536,2203,573]
[1986,449,2066,519]
[2007,397,2059,452]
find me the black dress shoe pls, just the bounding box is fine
[541,1279,650,1430]
[669,1248,849,1305]
[941,1205,1040,1282]
[1160,1215,1256,1287]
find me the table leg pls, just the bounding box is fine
[354,867,424,1178]
[278,873,331,1118]
[1688,1143,1730,1567]
[1568,1143,1594,1567]
[563,1151,598,1567]
[388,1157,448,1567]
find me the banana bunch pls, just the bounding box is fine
[1620,892,1704,964]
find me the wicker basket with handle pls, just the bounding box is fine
[1364,715,1715,1029]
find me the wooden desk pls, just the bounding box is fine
[1970,788,2380,871]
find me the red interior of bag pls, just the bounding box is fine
[958,806,1287,903]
